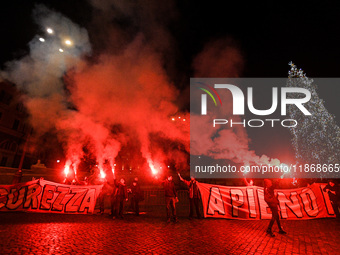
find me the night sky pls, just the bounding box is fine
[2,1,340,77]
[1,0,339,164]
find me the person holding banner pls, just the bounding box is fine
[264,179,287,237]
[178,173,201,219]
[323,180,340,218]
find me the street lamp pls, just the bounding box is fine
[46,28,54,34]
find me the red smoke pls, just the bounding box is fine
[191,38,281,167]
[2,3,283,180]
[57,38,189,176]
[1,3,189,178]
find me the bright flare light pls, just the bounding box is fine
[100,169,106,179]
[279,163,290,179]
[280,163,290,173]
[243,164,250,175]
[59,48,64,53]
[149,163,158,175]
[64,165,70,177]
[39,37,45,42]
[46,28,54,34]
[65,39,72,46]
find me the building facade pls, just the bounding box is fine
[0,80,33,168]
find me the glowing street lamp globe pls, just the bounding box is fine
[65,39,72,46]
[46,28,54,34]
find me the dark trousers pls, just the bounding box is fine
[166,197,176,219]
[331,201,340,218]
[189,198,201,218]
[113,196,125,217]
[268,206,282,231]
[99,193,104,212]
[110,193,116,215]
[99,193,110,212]
[131,197,139,215]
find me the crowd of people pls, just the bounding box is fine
[97,176,142,219]
[93,173,202,222]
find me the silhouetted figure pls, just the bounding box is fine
[162,175,178,223]
[264,179,286,237]
[110,176,128,219]
[130,179,141,215]
[98,180,113,214]
[12,170,22,184]
[178,173,201,219]
[323,180,340,218]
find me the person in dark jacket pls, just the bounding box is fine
[178,173,201,219]
[162,175,178,223]
[98,180,113,215]
[110,176,128,219]
[264,179,286,237]
[323,180,340,218]
[130,179,141,215]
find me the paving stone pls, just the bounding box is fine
[0,213,339,254]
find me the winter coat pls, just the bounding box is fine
[162,180,177,197]
[264,186,279,208]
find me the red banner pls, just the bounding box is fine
[0,180,102,214]
[198,182,336,220]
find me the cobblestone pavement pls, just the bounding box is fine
[0,212,339,255]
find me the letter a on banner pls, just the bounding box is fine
[230,189,244,217]
[207,187,225,215]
